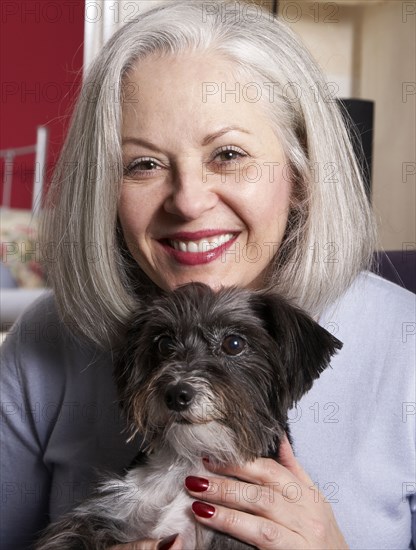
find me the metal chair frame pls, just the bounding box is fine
[0,125,48,215]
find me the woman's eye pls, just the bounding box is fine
[124,158,162,176]
[221,335,247,356]
[212,146,247,165]
[157,336,175,356]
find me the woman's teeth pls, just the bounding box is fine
[169,233,235,253]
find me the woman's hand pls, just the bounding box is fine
[110,533,182,550]
[185,436,349,549]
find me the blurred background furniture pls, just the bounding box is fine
[0,125,48,215]
[1,126,49,331]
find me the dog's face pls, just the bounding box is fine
[116,283,342,464]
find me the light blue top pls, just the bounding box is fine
[1,272,415,549]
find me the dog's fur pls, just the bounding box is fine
[36,283,342,549]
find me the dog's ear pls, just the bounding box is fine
[113,297,160,409]
[250,292,343,407]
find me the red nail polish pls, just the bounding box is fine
[192,501,216,518]
[185,476,209,492]
[202,456,210,463]
[157,533,178,550]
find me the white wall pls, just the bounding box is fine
[83,0,167,73]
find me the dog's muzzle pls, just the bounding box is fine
[164,382,195,412]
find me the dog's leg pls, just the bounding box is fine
[35,513,129,550]
[208,532,257,549]
[35,467,167,549]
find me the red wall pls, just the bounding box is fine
[0,0,84,208]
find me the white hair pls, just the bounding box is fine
[40,0,377,348]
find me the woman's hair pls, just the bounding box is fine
[40,0,377,348]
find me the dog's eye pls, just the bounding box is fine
[157,336,175,356]
[222,335,246,356]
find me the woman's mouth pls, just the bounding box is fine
[159,231,239,266]
[169,233,235,253]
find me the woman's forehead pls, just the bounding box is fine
[120,52,280,149]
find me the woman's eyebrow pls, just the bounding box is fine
[201,126,252,145]
[122,126,252,149]
[122,136,159,149]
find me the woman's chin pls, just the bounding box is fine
[167,276,229,292]
[152,270,266,292]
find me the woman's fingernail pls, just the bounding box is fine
[157,533,178,550]
[202,456,210,463]
[192,501,216,518]
[185,476,209,492]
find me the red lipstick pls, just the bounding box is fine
[158,230,239,266]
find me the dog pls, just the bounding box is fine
[36,283,342,549]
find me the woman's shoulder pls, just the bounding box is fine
[2,290,83,349]
[320,271,415,378]
[1,290,113,404]
[327,270,415,323]
[1,290,118,452]
[358,269,414,302]
[2,290,104,362]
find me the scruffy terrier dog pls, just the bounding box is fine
[37,283,342,549]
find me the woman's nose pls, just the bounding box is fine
[163,170,219,220]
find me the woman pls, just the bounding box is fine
[1,1,414,549]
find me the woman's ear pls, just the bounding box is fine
[250,291,343,407]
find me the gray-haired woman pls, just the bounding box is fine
[1,1,414,549]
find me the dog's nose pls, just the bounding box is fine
[164,382,195,412]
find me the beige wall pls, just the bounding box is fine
[267,0,416,251]
[358,1,415,250]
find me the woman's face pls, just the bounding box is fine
[118,53,292,291]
